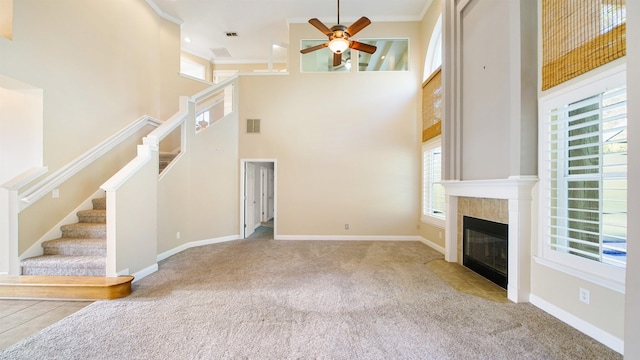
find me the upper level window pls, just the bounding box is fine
[358,39,409,72]
[180,57,206,80]
[300,40,351,72]
[540,66,627,284]
[300,38,408,72]
[423,14,442,82]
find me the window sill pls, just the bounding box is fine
[421,215,445,228]
[533,256,625,294]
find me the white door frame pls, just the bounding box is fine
[240,159,277,238]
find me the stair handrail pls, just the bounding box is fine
[10,116,163,212]
[143,75,238,147]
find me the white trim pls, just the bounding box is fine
[240,159,278,239]
[419,237,446,254]
[101,145,153,191]
[130,263,159,283]
[143,0,183,25]
[418,0,435,21]
[529,294,624,354]
[275,235,422,241]
[19,116,161,210]
[421,215,445,228]
[1,167,48,190]
[441,176,538,303]
[537,65,627,287]
[533,256,625,294]
[156,235,240,262]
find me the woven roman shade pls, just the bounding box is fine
[542,0,626,91]
[422,67,442,142]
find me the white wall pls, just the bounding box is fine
[239,21,422,238]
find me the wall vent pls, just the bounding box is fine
[247,119,260,134]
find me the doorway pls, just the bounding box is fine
[241,160,276,239]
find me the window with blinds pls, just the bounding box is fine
[423,138,445,222]
[545,80,627,269]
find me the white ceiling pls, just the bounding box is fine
[147,0,432,64]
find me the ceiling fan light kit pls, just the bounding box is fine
[328,38,349,53]
[301,0,377,66]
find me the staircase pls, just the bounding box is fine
[159,152,178,173]
[21,197,107,276]
[0,197,133,300]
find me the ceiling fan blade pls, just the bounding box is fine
[333,52,342,67]
[308,18,333,36]
[345,16,371,37]
[349,41,377,54]
[300,42,328,54]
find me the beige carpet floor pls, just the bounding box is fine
[0,239,620,359]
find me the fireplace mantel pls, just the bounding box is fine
[441,176,538,303]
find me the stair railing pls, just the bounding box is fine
[100,75,238,277]
[0,116,163,275]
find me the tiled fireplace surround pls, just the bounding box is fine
[441,176,538,303]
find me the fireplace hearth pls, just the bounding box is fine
[463,216,508,289]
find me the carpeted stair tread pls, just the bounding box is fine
[92,197,106,210]
[76,209,106,223]
[43,238,106,256]
[21,255,106,276]
[60,222,106,239]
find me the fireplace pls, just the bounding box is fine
[463,216,508,289]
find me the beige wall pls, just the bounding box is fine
[0,0,206,171]
[0,0,209,257]
[239,21,422,237]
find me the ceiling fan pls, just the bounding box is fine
[300,0,377,67]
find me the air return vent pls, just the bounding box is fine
[247,119,260,134]
[211,48,231,58]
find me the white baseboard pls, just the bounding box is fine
[130,263,159,283]
[418,237,446,254]
[274,235,422,241]
[529,294,623,354]
[157,235,240,262]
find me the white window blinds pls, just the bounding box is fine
[546,85,627,268]
[423,140,445,219]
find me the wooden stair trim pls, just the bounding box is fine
[0,275,134,300]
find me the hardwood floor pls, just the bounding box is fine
[0,275,134,300]
[0,299,92,350]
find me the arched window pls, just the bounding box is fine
[423,14,442,81]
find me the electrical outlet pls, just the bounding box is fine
[345,224,349,230]
[439,232,443,239]
[52,189,60,198]
[176,232,181,239]
[579,288,590,304]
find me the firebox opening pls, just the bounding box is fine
[463,216,508,289]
